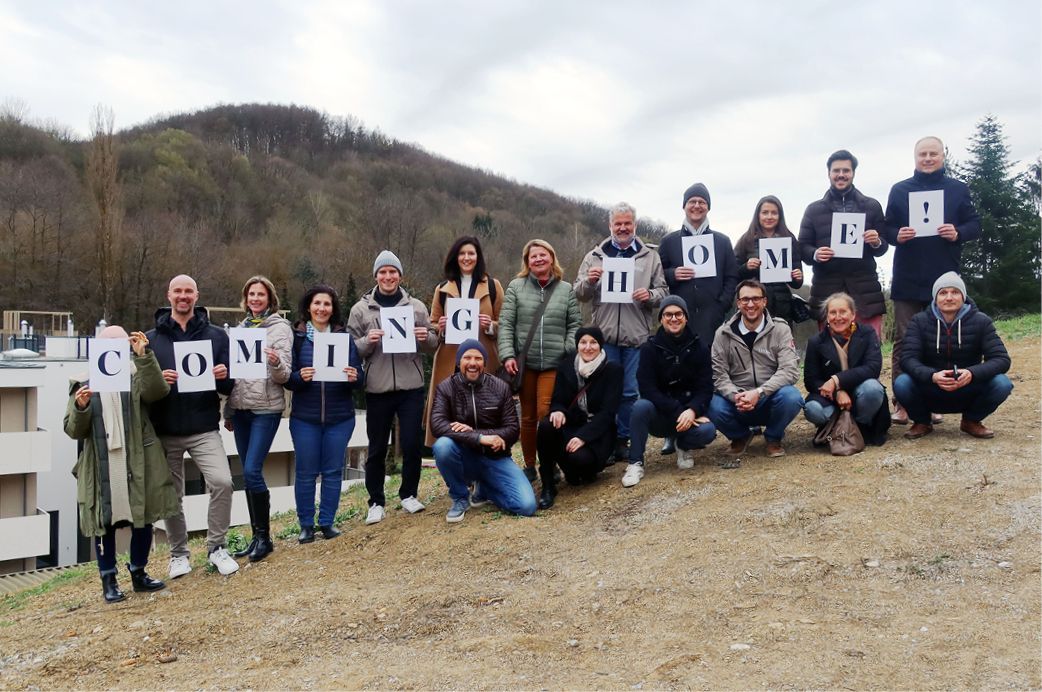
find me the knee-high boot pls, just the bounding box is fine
[249,490,274,562]
[233,490,258,558]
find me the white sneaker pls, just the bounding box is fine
[365,505,386,525]
[677,449,694,470]
[621,463,644,488]
[208,547,239,576]
[168,555,191,580]
[400,496,426,514]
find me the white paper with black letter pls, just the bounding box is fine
[88,338,131,392]
[380,306,416,354]
[444,298,480,344]
[229,327,268,380]
[758,237,794,284]
[173,340,216,393]
[829,213,866,259]
[312,331,353,382]
[909,190,944,237]
[601,257,636,303]
[680,235,717,278]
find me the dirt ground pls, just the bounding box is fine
[0,338,1039,690]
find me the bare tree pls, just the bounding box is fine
[86,105,124,321]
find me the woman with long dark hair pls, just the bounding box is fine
[284,284,362,543]
[733,195,804,325]
[424,236,504,447]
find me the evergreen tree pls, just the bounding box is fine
[956,115,1041,316]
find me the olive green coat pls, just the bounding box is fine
[498,275,581,372]
[64,350,180,537]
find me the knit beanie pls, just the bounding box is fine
[373,250,403,276]
[455,338,487,369]
[682,183,711,209]
[575,326,606,348]
[659,295,690,319]
[932,271,967,301]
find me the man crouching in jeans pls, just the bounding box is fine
[430,339,537,523]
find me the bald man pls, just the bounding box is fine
[146,275,238,578]
[883,137,981,424]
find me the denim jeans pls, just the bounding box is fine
[893,373,1013,424]
[232,410,282,492]
[365,388,425,506]
[95,524,153,575]
[432,438,536,516]
[290,416,354,528]
[603,343,641,439]
[708,385,804,442]
[628,398,716,463]
[804,379,886,427]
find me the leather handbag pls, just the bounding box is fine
[813,409,865,456]
[495,285,552,394]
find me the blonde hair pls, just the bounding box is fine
[517,239,564,280]
[240,275,280,313]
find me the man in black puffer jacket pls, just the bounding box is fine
[431,339,536,523]
[146,275,238,578]
[894,272,1011,441]
[798,149,889,338]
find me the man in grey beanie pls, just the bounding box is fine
[893,271,1012,440]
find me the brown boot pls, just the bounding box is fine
[728,436,751,455]
[960,418,994,439]
[904,422,933,440]
[765,441,786,458]
[891,403,909,425]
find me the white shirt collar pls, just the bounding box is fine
[738,315,767,335]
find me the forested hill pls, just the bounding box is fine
[0,103,668,330]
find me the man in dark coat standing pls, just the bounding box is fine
[884,136,981,424]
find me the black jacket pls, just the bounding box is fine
[734,232,804,322]
[900,300,1010,384]
[146,306,234,437]
[430,372,519,459]
[883,169,981,302]
[804,324,883,407]
[637,326,714,421]
[798,187,888,317]
[658,228,739,344]
[548,356,623,463]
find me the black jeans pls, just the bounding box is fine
[365,388,425,506]
[536,419,602,485]
[95,524,153,575]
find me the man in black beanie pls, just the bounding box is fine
[658,182,739,345]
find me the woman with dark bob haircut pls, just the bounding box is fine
[424,236,504,447]
[284,284,362,543]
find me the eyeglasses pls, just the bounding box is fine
[661,311,685,321]
[737,296,765,304]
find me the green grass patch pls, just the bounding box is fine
[0,565,94,612]
[995,313,1041,342]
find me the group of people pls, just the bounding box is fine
[66,135,1014,602]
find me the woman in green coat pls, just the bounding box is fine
[65,326,180,603]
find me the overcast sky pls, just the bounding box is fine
[2,0,1039,278]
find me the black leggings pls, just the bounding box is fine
[536,420,602,485]
[95,524,153,574]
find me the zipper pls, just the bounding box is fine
[538,285,545,369]
[470,385,478,428]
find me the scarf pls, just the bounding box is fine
[681,218,710,236]
[243,310,270,328]
[829,323,856,372]
[101,390,133,525]
[306,320,331,343]
[574,351,606,414]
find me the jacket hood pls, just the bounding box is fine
[597,236,648,257]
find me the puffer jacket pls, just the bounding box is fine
[711,312,800,400]
[225,312,293,415]
[798,186,888,317]
[347,286,439,394]
[883,168,981,302]
[637,326,714,420]
[498,276,581,371]
[734,231,804,322]
[900,299,1010,385]
[146,306,234,437]
[64,350,180,536]
[430,372,519,459]
[284,326,363,425]
[573,237,668,347]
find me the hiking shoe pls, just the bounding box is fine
[904,422,933,440]
[470,483,490,507]
[208,547,239,576]
[960,418,994,439]
[765,441,786,458]
[621,463,644,488]
[446,498,470,523]
[365,505,386,525]
[168,555,191,580]
[676,448,694,469]
[401,496,426,514]
[728,437,751,455]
